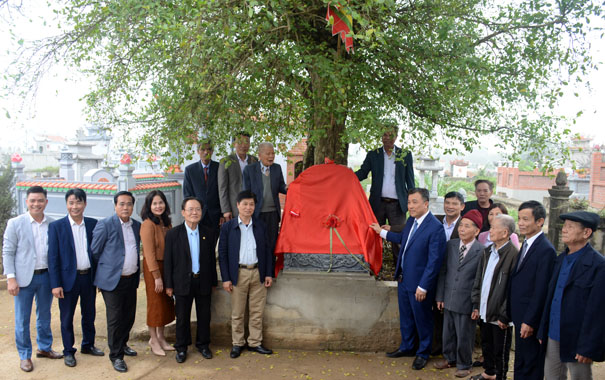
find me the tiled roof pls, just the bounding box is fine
[133,174,165,180]
[16,180,181,194]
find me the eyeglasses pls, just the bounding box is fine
[184,208,202,213]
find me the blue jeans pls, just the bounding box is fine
[14,271,53,360]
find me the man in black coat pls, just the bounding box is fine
[164,197,217,364]
[538,211,605,380]
[509,200,556,380]
[356,125,415,262]
[183,140,222,244]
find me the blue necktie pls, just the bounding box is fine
[401,220,419,269]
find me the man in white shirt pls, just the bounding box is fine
[91,191,141,373]
[48,188,105,368]
[218,190,274,359]
[356,125,415,262]
[2,186,62,372]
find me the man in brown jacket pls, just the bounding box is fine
[470,214,519,380]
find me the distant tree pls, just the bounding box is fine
[0,161,16,272]
[5,0,604,168]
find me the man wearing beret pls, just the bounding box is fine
[434,210,485,378]
[538,211,605,380]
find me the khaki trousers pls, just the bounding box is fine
[231,268,267,347]
[544,338,593,380]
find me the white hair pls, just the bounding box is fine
[258,142,274,153]
[494,214,516,236]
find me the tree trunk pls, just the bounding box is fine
[306,67,349,167]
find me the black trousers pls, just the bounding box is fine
[174,277,211,353]
[513,323,545,380]
[101,275,138,361]
[260,211,280,274]
[59,271,96,355]
[374,198,405,263]
[480,322,512,380]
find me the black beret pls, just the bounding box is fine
[559,211,600,232]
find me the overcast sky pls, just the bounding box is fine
[1,2,604,157]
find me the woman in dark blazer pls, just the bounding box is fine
[140,190,175,356]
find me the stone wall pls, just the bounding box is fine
[208,272,401,351]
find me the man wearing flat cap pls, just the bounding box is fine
[537,211,605,380]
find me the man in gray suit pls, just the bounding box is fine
[2,186,63,372]
[218,132,258,221]
[435,210,484,378]
[91,191,141,373]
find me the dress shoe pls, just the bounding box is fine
[433,359,456,369]
[149,339,166,356]
[198,346,212,359]
[385,349,415,358]
[230,345,244,359]
[64,354,77,367]
[20,359,33,372]
[175,351,187,363]
[81,346,105,356]
[123,345,137,356]
[454,368,471,378]
[36,349,63,359]
[248,345,273,355]
[160,340,175,351]
[412,356,428,370]
[111,358,128,373]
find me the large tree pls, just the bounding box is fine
[6,0,603,166]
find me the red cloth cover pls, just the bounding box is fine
[274,162,382,277]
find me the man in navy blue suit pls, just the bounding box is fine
[48,189,104,367]
[509,200,556,380]
[242,142,287,262]
[91,191,141,373]
[538,211,605,380]
[183,140,222,243]
[370,187,446,370]
[357,125,415,262]
[218,190,274,359]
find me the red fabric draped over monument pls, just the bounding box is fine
[274,162,382,277]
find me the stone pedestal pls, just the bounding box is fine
[117,164,135,191]
[416,156,444,214]
[547,172,573,251]
[282,253,369,273]
[11,161,25,182]
[59,147,75,181]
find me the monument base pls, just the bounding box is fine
[282,253,369,273]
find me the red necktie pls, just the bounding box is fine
[204,166,208,182]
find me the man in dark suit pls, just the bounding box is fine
[183,140,222,243]
[509,200,556,380]
[437,191,465,241]
[48,189,104,367]
[538,211,605,380]
[218,190,274,359]
[462,180,494,232]
[431,190,465,356]
[164,197,217,364]
[242,142,287,259]
[91,191,141,373]
[357,125,415,262]
[218,132,258,221]
[434,210,484,378]
[370,188,446,370]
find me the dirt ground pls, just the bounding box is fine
[1,282,603,380]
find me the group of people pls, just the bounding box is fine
[367,179,604,380]
[3,127,605,380]
[2,134,286,373]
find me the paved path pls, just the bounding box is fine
[0,280,603,379]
